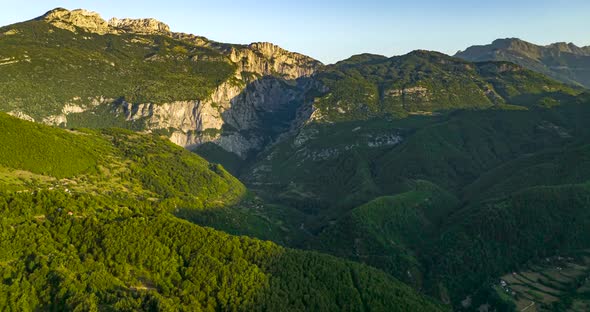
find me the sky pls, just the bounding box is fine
[2,0,589,64]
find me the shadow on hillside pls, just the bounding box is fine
[191,75,316,175]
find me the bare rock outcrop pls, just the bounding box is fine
[40,8,170,35]
[230,42,320,80]
[120,100,222,132]
[41,8,110,34]
[108,18,170,35]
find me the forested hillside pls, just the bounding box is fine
[232,83,590,309]
[307,51,579,122]
[0,113,444,311]
[0,19,235,119]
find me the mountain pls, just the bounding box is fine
[197,50,580,175]
[241,51,582,212]
[456,38,590,88]
[1,10,581,162]
[305,50,578,123]
[0,112,447,311]
[227,49,590,309]
[0,8,321,158]
[239,88,590,310]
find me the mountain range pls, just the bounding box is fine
[1,8,590,311]
[456,38,590,88]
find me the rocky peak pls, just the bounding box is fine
[40,8,110,34]
[249,42,295,58]
[229,42,322,80]
[40,8,170,35]
[455,38,543,61]
[491,38,526,48]
[39,8,320,80]
[492,38,542,56]
[459,38,590,61]
[108,18,170,35]
[547,42,590,56]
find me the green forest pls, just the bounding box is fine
[0,113,445,311]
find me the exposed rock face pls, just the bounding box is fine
[230,42,320,80]
[139,77,311,157]
[115,40,319,156]
[108,18,170,35]
[40,8,170,35]
[121,101,217,132]
[41,8,110,34]
[223,78,305,131]
[40,97,112,126]
[385,86,429,98]
[43,114,68,126]
[90,75,311,158]
[7,111,35,122]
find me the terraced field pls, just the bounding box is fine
[494,251,590,311]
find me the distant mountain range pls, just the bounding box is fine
[456,38,590,88]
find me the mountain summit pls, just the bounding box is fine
[40,8,171,35]
[456,38,590,88]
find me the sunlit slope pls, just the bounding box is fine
[0,113,445,311]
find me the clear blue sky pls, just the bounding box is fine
[2,0,589,64]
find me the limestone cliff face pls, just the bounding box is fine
[41,8,110,34]
[223,78,305,131]
[120,100,221,132]
[118,40,319,156]
[7,111,35,122]
[112,81,243,137]
[108,18,170,35]
[116,81,240,133]
[229,43,320,80]
[40,8,171,35]
[128,77,311,158]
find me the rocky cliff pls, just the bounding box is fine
[108,18,170,35]
[112,77,312,157]
[40,8,171,35]
[229,42,321,80]
[40,8,111,34]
